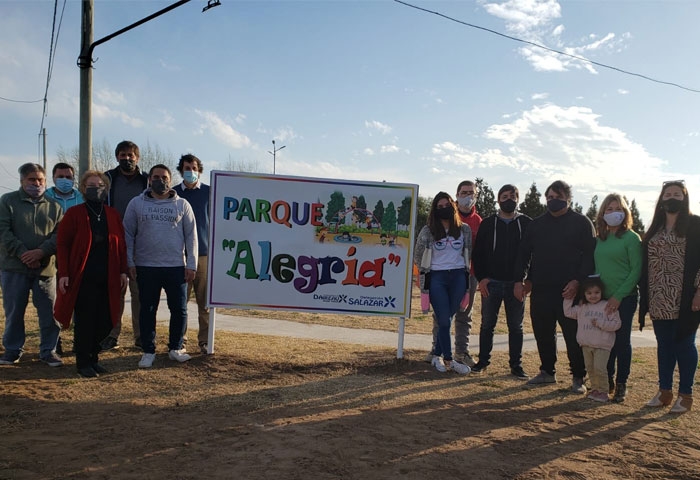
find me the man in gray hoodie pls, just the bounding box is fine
[123,164,198,368]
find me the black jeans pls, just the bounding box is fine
[74,276,112,369]
[530,285,586,378]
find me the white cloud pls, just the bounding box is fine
[158,59,182,72]
[195,110,251,149]
[95,88,126,105]
[93,103,144,128]
[363,148,375,156]
[235,114,246,125]
[365,120,392,135]
[481,0,628,73]
[429,103,669,219]
[155,109,175,131]
[617,89,629,95]
[380,145,400,153]
[531,92,549,100]
[274,126,298,142]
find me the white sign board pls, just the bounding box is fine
[207,172,418,317]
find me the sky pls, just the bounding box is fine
[1,0,700,224]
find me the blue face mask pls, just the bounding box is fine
[54,178,74,193]
[183,171,198,184]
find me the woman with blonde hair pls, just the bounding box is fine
[593,193,641,402]
[54,171,128,377]
[639,180,700,413]
[414,192,472,375]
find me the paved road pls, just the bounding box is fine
[138,294,662,354]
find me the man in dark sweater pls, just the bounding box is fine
[514,180,596,393]
[103,140,149,349]
[174,154,210,354]
[471,184,532,379]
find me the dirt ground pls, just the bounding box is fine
[2,321,700,480]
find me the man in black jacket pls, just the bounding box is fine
[514,180,596,393]
[471,184,531,379]
[102,140,149,350]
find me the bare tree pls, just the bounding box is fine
[222,154,265,173]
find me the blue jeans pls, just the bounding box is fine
[1,270,59,359]
[652,319,698,395]
[607,295,637,384]
[136,266,188,355]
[429,269,467,362]
[478,280,525,368]
[431,274,476,356]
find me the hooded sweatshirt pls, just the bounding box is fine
[123,189,197,271]
[563,298,621,350]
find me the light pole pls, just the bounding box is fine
[267,140,286,175]
[77,0,221,177]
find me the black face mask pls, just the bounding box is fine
[436,206,454,220]
[85,186,106,203]
[547,198,568,213]
[662,198,683,214]
[499,199,517,214]
[151,178,169,195]
[119,159,136,173]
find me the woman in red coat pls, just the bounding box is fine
[54,171,128,377]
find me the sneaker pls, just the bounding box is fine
[612,382,627,403]
[456,352,476,367]
[571,376,587,394]
[100,336,119,351]
[646,389,673,407]
[527,370,557,385]
[0,352,21,365]
[431,356,447,373]
[588,390,608,403]
[92,363,109,374]
[138,353,156,368]
[78,366,98,378]
[510,366,529,380]
[199,343,208,355]
[424,352,435,363]
[470,362,488,375]
[168,349,192,363]
[41,353,63,367]
[450,361,471,375]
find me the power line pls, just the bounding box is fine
[394,0,700,94]
[0,95,43,104]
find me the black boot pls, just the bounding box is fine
[608,376,615,395]
[613,382,627,403]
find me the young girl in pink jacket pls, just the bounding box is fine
[563,276,622,402]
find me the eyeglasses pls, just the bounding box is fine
[663,179,685,186]
[433,237,463,251]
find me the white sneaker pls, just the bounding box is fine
[138,353,156,368]
[450,361,471,375]
[431,356,447,373]
[168,349,191,363]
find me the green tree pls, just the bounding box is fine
[475,177,496,217]
[572,202,583,214]
[373,200,385,228]
[629,198,646,236]
[397,196,412,229]
[519,182,546,218]
[355,195,368,223]
[325,191,346,224]
[414,195,431,239]
[586,195,599,223]
[383,201,397,233]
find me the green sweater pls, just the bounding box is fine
[0,188,63,276]
[594,230,642,301]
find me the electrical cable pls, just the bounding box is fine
[394,0,700,94]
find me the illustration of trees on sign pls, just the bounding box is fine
[325,191,346,224]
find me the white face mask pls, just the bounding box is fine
[603,211,625,227]
[457,195,475,210]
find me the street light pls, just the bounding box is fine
[267,140,286,175]
[77,0,221,177]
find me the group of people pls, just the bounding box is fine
[0,141,211,377]
[415,179,700,413]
